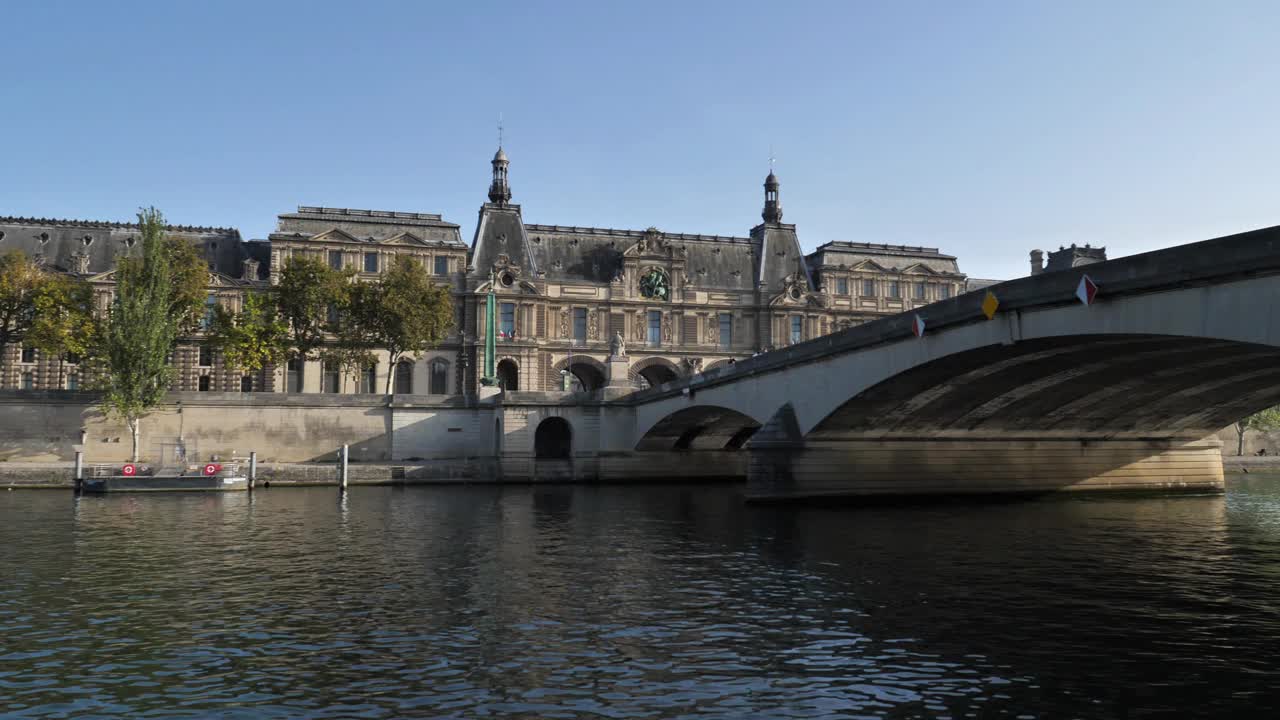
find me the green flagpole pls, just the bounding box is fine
[481,270,497,386]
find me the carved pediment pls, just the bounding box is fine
[849,259,890,273]
[624,228,688,261]
[768,273,825,307]
[901,263,941,275]
[381,231,430,246]
[310,228,361,244]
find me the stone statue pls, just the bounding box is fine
[610,331,627,358]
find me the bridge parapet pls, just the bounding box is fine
[620,223,1280,405]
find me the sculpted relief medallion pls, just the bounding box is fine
[639,267,670,301]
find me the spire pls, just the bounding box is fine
[488,117,511,206]
[762,165,782,224]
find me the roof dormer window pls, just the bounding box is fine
[38,232,49,244]
[82,235,93,247]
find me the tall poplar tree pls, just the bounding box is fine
[95,208,187,461]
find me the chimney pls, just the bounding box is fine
[243,258,260,280]
[1029,249,1044,276]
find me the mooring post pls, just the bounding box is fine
[340,444,349,490]
[248,451,257,490]
[74,451,84,492]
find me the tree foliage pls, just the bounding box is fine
[0,250,48,356]
[1235,406,1280,455]
[343,255,454,393]
[206,291,290,374]
[94,208,185,461]
[165,237,212,335]
[26,272,97,362]
[272,257,354,361]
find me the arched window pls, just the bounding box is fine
[430,359,449,395]
[394,359,414,394]
[534,417,572,459]
[496,359,519,391]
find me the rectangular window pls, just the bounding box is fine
[198,345,212,367]
[286,358,303,393]
[20,372,33,391]
[328,250,343,270]
[500,302,516,338]
[240,376,253,393]
[66,373,78,391]
[648,311,662,345]
[198,375,211,392]
[941,285,953,299]
[323,361,340,393]
[364,252,379,273]
[201,295,217,330]
[430,361,448,395]
[65,352,80,365]
[915,282,926,299]
[20,347,35,363]
[434,256,449,276]
[790,316,803,344]
[361,364,377,394]
[862,279,875,297]
[836,278,848,295]
[327,303,340,327]
[889,281,901,298]
[573,308,588,342]
[719,313,733,347]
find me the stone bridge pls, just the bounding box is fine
[599,224,1280,500]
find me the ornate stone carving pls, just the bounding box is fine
[588,309,599,340]
[610,332,627,358]
[559,307,569,338]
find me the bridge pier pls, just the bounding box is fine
[747,435,1225,502]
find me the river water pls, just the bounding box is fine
[2,478,1279,718]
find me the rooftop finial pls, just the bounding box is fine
[498,112,504,149]
[769,145,775,174]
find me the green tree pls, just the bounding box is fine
[345,255,454,394]
[206,291,290,375]
[26,273,97,386]
[1235,407,1280,456]
[0,250,47,375]
[94,208,185,461]
[272,256,354,362]
[165,237,211,335]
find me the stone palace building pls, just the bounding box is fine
[0,148,980,395]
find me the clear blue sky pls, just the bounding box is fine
[3,1,1277,280]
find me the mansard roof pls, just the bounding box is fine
[523,224,758,289]
[275,205,465,247]
[0,215,249,279]
[807,240,963,276]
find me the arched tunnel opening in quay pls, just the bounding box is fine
[631,334,1280,497]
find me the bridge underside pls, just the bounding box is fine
[810,334,1280,441]
[627,334,1280,501]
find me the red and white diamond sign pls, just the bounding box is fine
[1076,274,1098,306]
[912,314,926,338]
[121,464,137,476]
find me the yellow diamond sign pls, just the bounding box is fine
[981,291,999,320]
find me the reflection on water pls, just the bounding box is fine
[2,478,1280,717]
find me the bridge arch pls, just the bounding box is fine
[807,333,1280,440]
[535,416,573,459]
[635,405,764,451]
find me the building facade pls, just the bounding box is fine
[0,148,977,394]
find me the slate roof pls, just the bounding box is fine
[806,241,963,275]
[0,215,248,278]
[274,206,465,246]
[524,224,759,290]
